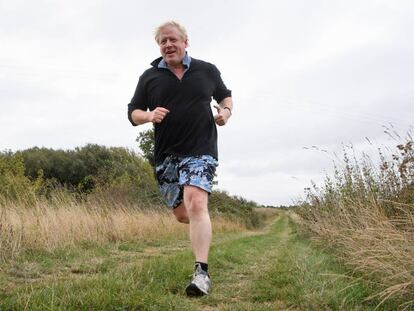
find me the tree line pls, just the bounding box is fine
[0,144,159,206]
[0,136,263,227]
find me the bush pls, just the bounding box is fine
[209,190,262,228]
[296,134,414,309]
[0,152,36,206]
[0,145,263,227]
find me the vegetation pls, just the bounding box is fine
[136,127,155,167]
[1,212,402,310]
[1,145,160,208]
[20,144,161,206]
[2,129,413,309]
[209,191,262,229]
[0,142,277,310]
[1,144,260,219]
[296,132,414,309]
[0,144,264,262]
[0,151,37,206]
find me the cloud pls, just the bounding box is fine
[1,0,414,205]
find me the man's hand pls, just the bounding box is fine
[150,107,170,123]
[214,105,231,126]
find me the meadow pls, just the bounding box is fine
[296,132,414,310]
[1,139,413,310]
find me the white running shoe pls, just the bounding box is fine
[185,263,211,296]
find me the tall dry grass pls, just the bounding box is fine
[297,132,414,310]
[0,200,245,263]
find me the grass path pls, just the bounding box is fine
[0,212,396,310]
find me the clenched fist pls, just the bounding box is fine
[150,107,170,123]
[214,105,231,126]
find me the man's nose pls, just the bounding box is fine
[165,39,172,47]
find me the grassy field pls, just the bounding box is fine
[296,136,414,309]
[0,210,402,311]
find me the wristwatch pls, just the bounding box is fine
[223,107,232,116]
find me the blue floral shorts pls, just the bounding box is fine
[155,155,218,209]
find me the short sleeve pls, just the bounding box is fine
[127,73,148,126]
[212,65,232,103]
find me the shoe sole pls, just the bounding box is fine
[185,283,207,296]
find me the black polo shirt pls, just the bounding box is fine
[128,57,232,165]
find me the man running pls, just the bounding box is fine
[127,20,233,296]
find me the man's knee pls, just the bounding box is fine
[184,186,208,214]
[173,203,189,223]
[175,213,189,223]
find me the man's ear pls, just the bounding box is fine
[185,39,189,48]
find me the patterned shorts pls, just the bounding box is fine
[155,155,218,209]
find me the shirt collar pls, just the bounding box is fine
[158,52,191,69]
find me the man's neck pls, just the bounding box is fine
[168,62,185,70]
[169,64,185,79]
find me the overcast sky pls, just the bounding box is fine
[1,0,413,206]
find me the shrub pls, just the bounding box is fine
[296,134,414,309]
[0,152,36,206]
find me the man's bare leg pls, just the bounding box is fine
[173,186,212,295]
[182,185,211,263]
[173,203,189,224]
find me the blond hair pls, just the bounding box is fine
[154,21,188,44]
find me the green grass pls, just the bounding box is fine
[0,213,403,310]
[250,219,382,310]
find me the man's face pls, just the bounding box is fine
[158,26,188,67]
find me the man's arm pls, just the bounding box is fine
[214,97,233,126]
[130,107,170,125]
